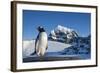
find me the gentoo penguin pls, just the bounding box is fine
[31,26,48,56]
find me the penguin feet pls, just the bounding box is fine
[30,51,36,55]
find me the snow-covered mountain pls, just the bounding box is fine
[49,25,78,43]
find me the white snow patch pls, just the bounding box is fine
[47,40,71,52]
[55,25,73,33]
[22,40,35,58]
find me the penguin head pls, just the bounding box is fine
[37,26,45,32]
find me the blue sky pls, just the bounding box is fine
[23,10,91,40]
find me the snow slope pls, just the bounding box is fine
[23,40,72,58]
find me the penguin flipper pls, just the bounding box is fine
[35,34,39,49]
[31,34,39,55]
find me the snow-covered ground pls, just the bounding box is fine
[23,39,90,63]
[23,40,72,58]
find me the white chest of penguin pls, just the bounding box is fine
[37,32,48,56]
[39,32,48,45]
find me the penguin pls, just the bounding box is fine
[31,26,48,56]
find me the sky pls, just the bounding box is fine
[23,10,91,40]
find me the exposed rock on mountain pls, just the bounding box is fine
[49,25,78,43]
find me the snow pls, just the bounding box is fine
[47,40,72,52]
[49,25,78,43]
[22,40,35,58]
[23,40,72,58]
[55,25,73,33]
